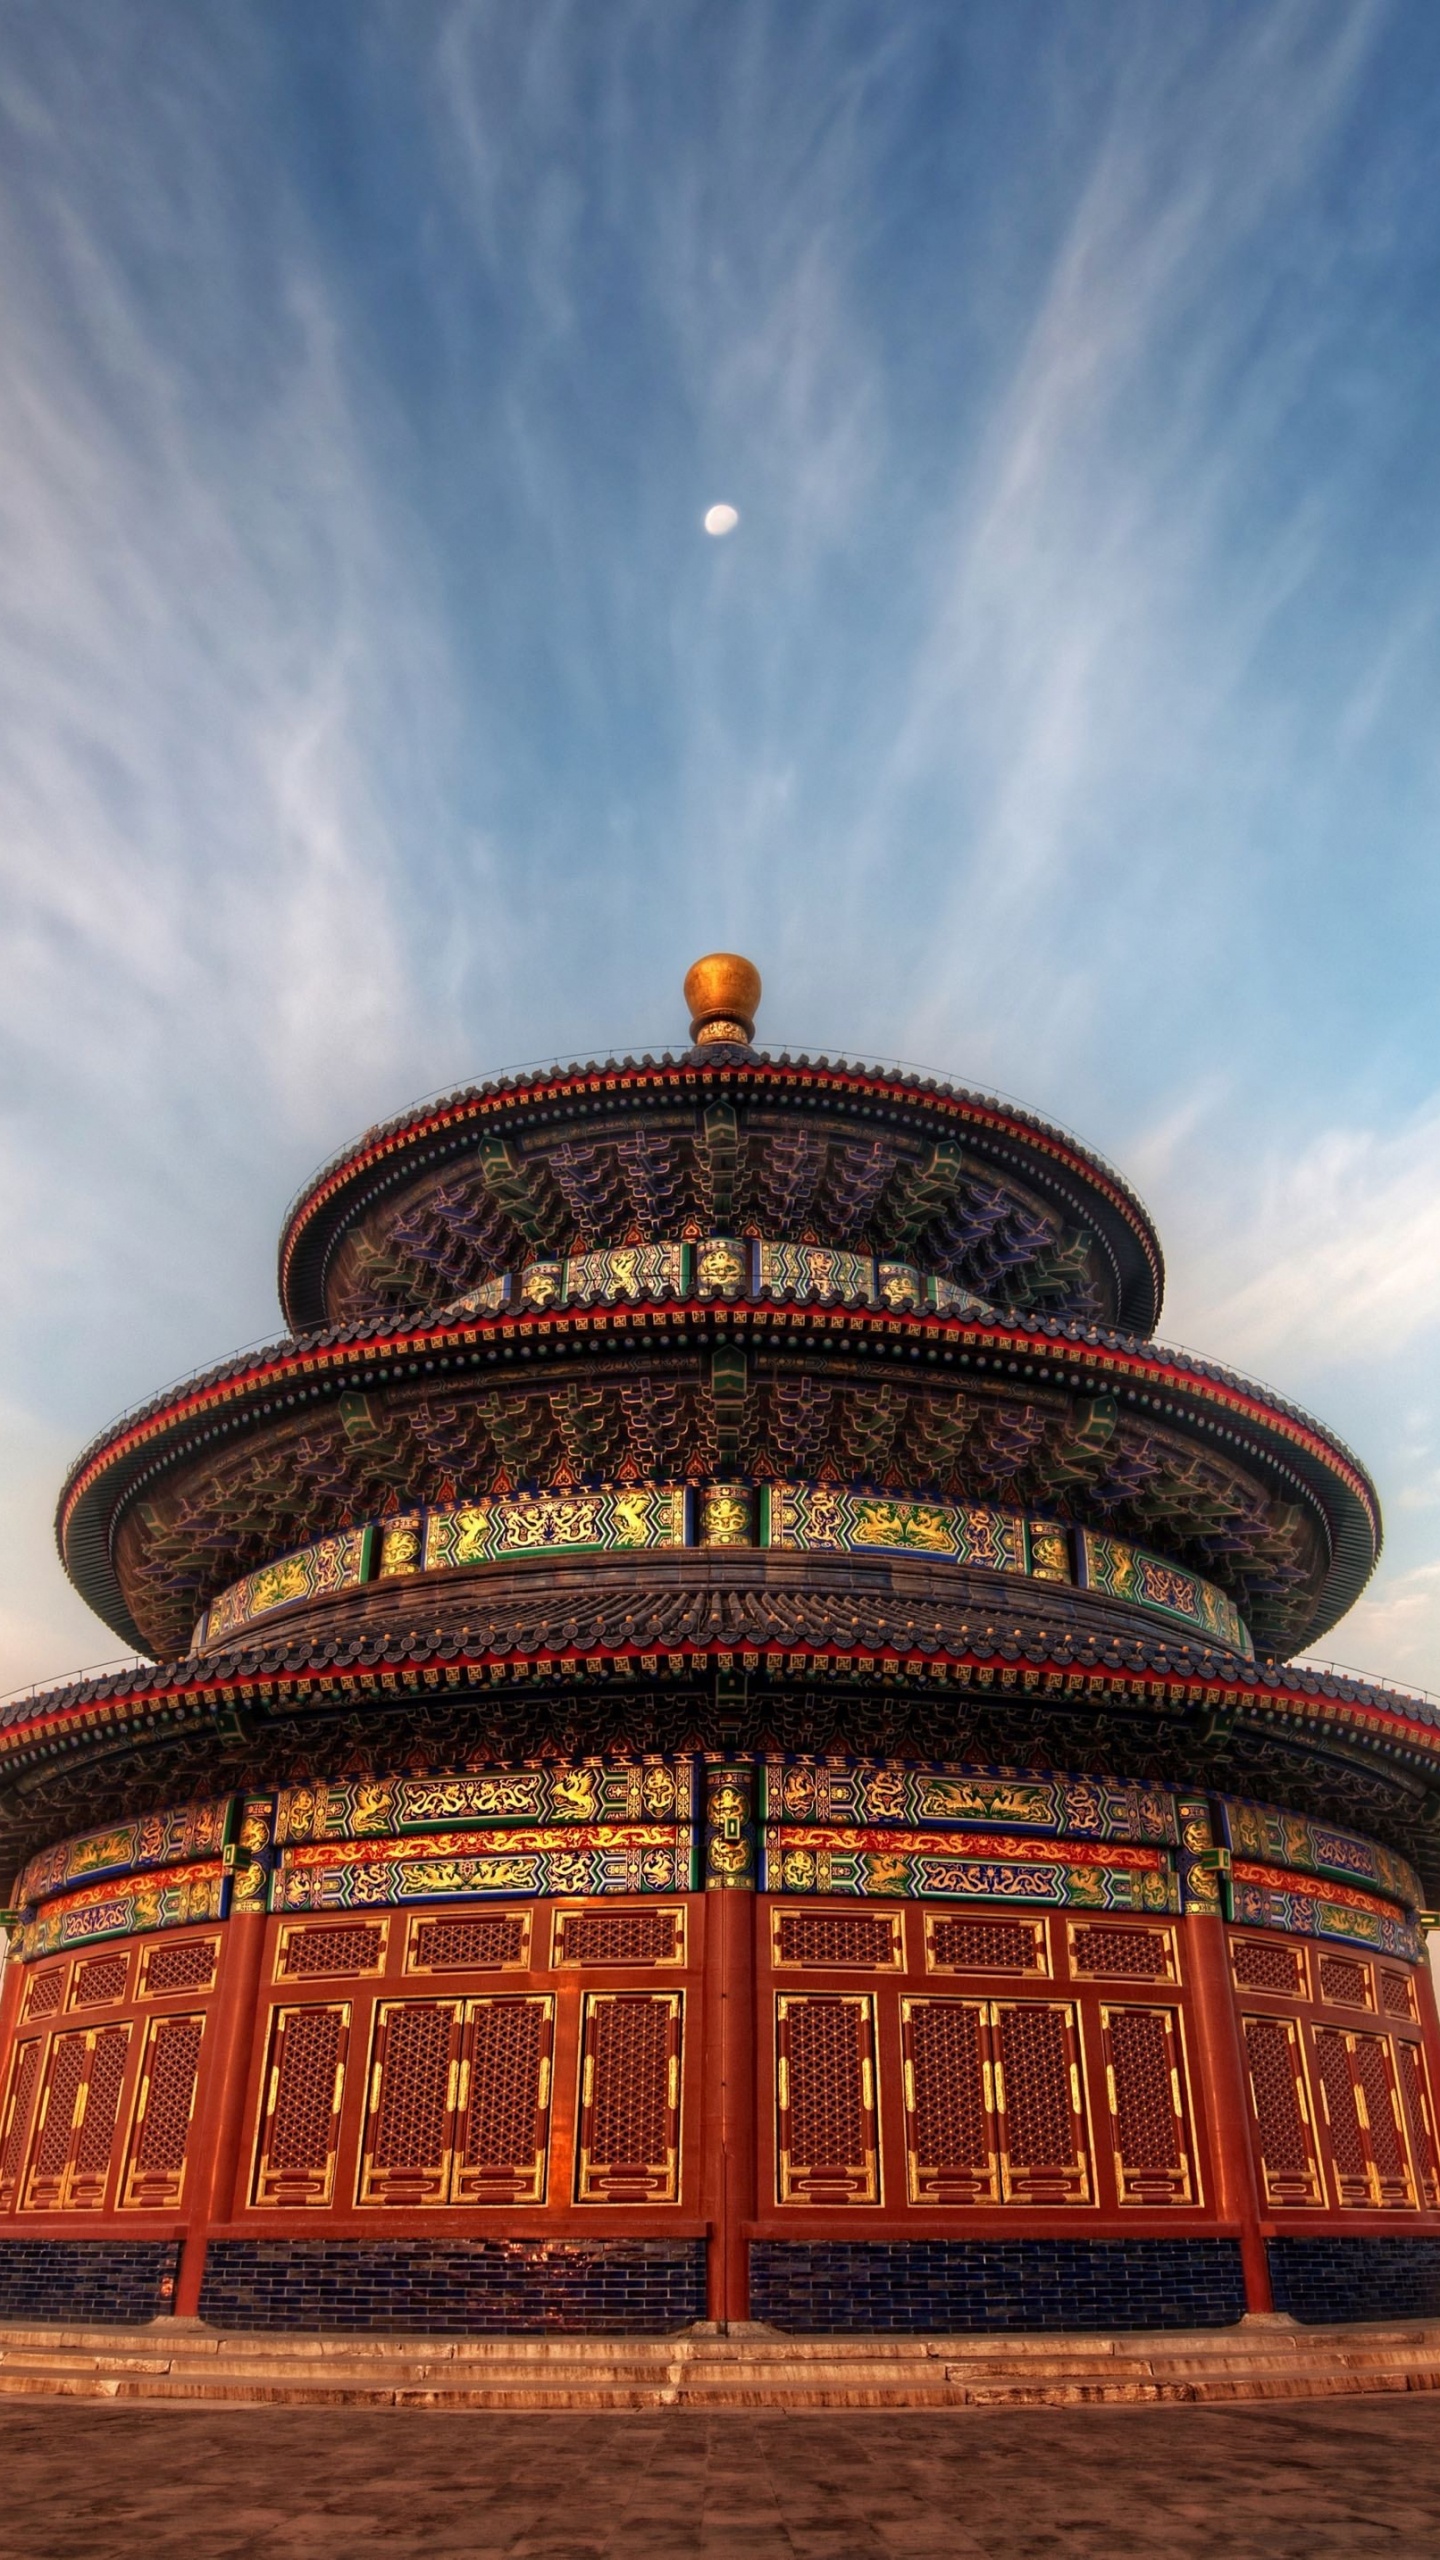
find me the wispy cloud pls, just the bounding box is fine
[1146,1086,1440,1681]
[1303,1560,1440,1702]
[1159,1101,1440,1376]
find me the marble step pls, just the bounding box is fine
[2,2320,1439,2410]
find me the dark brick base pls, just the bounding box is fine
[750,2238,1248,2333]
[197,2237,707,2334]
[1268,2236,1440,2324]
[0,2239,180,2325]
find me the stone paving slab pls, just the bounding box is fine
[4,2396,1440,2558]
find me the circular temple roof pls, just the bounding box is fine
[24,965,1416,1900]
[276,1049,1167,1340]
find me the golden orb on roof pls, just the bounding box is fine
[684,951,762,1046]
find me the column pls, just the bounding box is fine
[703,1761,757,2326]
[1178,1797,1273,2313]
[173,1795,273,2318]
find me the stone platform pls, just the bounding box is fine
[2,2314,1440,2410]
[6,2389,1440,2560]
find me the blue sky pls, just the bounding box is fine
[3,0,1440,1695]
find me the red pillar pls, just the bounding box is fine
[705,1886,756,2324]
[702,1760,758,2326]
[1186,1912,1274,2312]
[173,1909,267,2317]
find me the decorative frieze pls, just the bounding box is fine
[17,1863,229,1961]
[5,1763,1422,1967]
[1077,1530,1251,1658]
[192,1483,1252,1660]
[272,1827,697,1913]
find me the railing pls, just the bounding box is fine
[1292,1656,1440,1712]
[0,1654,151,1713]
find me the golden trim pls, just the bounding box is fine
[404,1908,533,1975]
[769,1906,903,1972]
[274,1917,389,1983]
[1067,1918,1179,1986]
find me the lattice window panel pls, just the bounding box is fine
[24,2034,87,2208]
[1352,2034,1414,2204]
[993,2001,1092,2204]
[23,2024,132,2212]
[407,1914,530,1974]
[354,1996,557,2208]
[576,1992,683,2204]
[0,2041,42,2210]
[252,2004,350,2207]
[1396,2039,1440,2209]
[1317,1955,1373,2012]
[277,1923,387,1980]
[121,2014,205,2209]
[1242,2014,1323,2206]
[772,1910,902,1972]
[776,1992,879,2205]
[69,1953,129,2009]
[1069,1924,1177,1985]
[454,1997,554,2205]
[924,1915,1048,1976]
[553,1908,685,1968]
[1101,2004,1196,2205]
[1314,2028,1415,2210]
[358,2000,463,2206]
[1313,2027,1374,2205]
[142,1938,219,1998]
[901,1998,998,2204]
[22,1968,65,2023]
[1379,1970,1417,2022]
[1231,1937,1307,1999]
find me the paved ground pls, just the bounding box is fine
[4,2394,1439,2557]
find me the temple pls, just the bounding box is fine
[3,953,1440,2342]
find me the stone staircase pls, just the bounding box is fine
[1,2316,1439,2409]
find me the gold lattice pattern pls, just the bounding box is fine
[144,1939,218,1996]
[1232,1938,1304,1996]
[908,2001,990,2176]
[1318,1956,1371,2010]
[554,1909,681,1966]
[370,2004,455,2173]
[30,2036,88,2183]
[1353,2035,1408,2185]
[70,1955,128,2008]
[0,2043,41,2197]
[281,1925,386,1979]
[774,1911,899,1970]
[124,2015,204,2204]
[411,1915,527,1971]
[783,1998,870,2175]
[1398,2041,1440,2202]
[464,2000,548,2177]
[264,2007,346,2180]
[998,2006,1076,2171]
[928,1918,1043,1974]
[1244,2015,1316,2189]
[1315,2030,1368,2183]
[588,1997,670,2164]
[1071,1926,1172,1981]
[1108,2008,1182,2174]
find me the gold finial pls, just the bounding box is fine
[684,952,762,1047]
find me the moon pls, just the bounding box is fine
[703,504,739,537]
